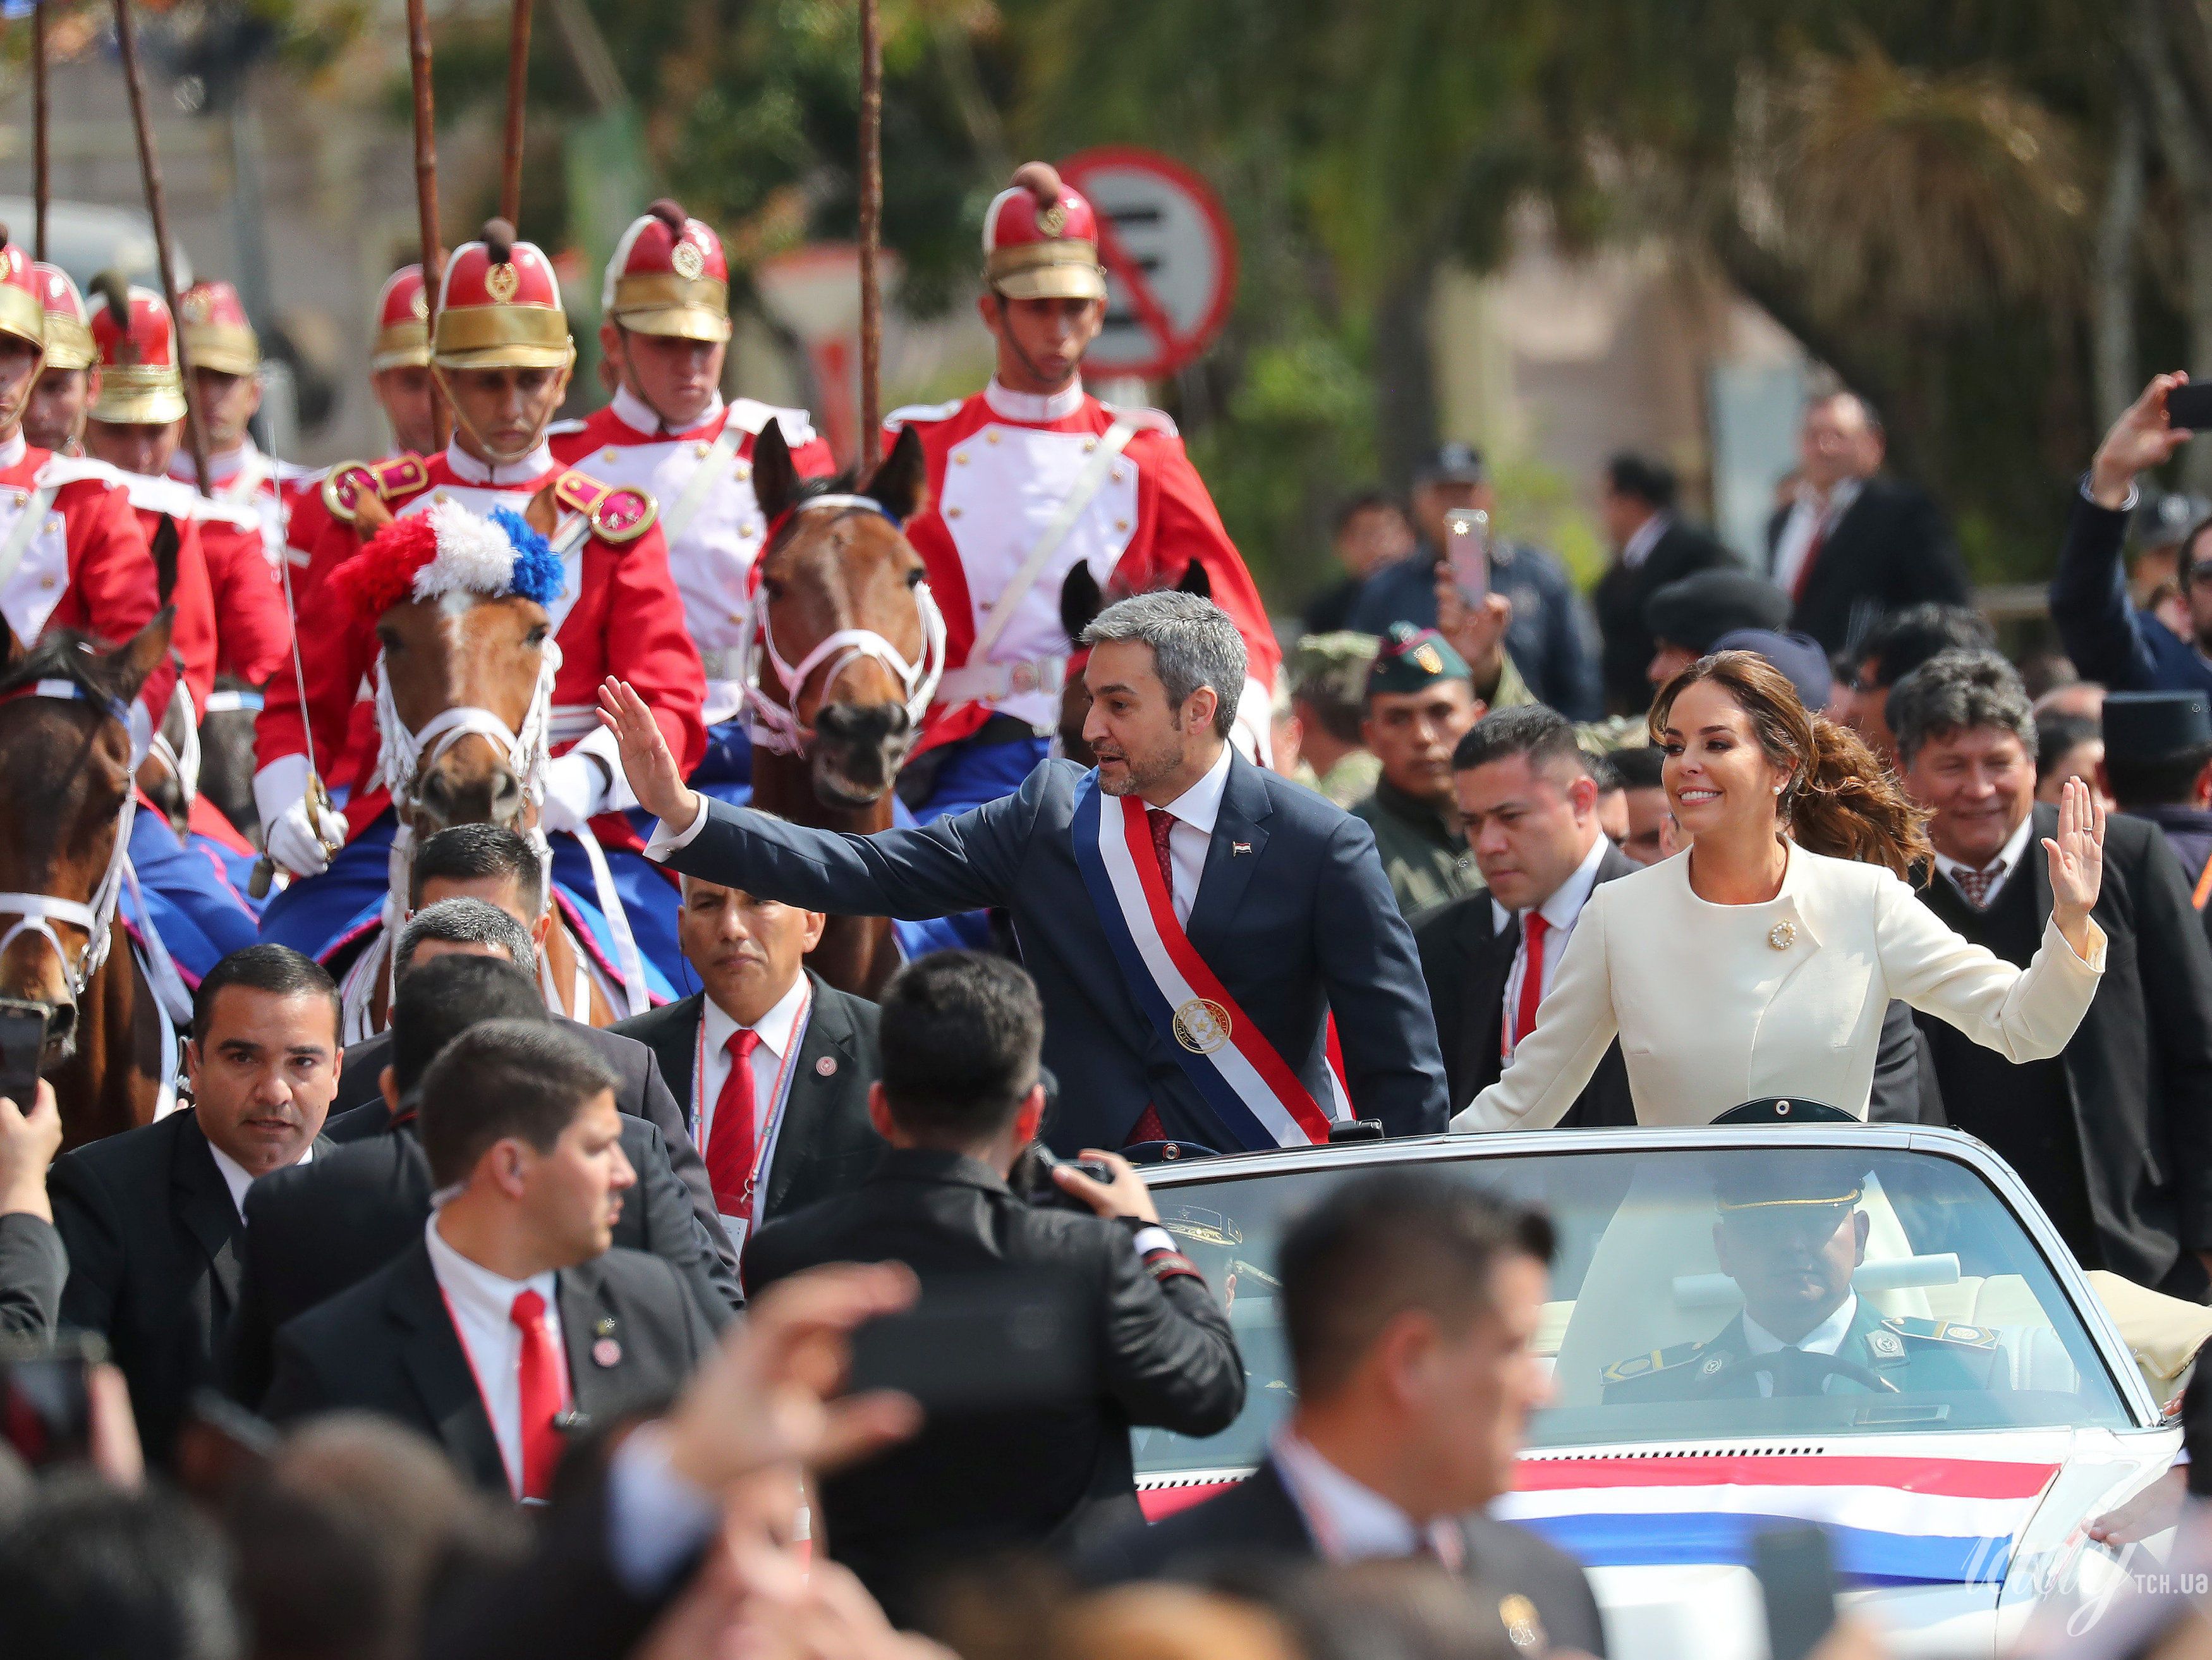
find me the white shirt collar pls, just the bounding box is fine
[1620,511,1670,569]
[983,377,1086,424]
[207,1136,312,1219]
[1492,829,1609,936]
[1932,808,2038,888]
[0,432,25,470]
[423,1211,557,1324]
[1796,475,1863,521]
[174,438,253,485]
[445,439,556,486]
[1271,1427,1425,1560]
[701,971,810,1064]
[609,382,724,439]
[1742,1291,1860,1358]
[1155,743,1234,836]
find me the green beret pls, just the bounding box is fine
[1366,623,1469,699]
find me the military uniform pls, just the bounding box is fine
[550,202,836,803]
[1347,624,1482,918]
[254,223,705,992]
[1602,1298,2003,1402]
[889,163,1280,832]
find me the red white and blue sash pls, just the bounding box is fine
[1069,770,1334,1150]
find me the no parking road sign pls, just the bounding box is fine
[1060,147,1238,381]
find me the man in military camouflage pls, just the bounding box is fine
[1285,633,1381,809]
[1350,623,1485,918]
[1603,1156,2003,1401]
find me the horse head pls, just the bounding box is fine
[746,422,939,808]
[0,611,173,1062]
[1055,558,1212,765]
[337,503,561,839]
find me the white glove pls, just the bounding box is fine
[537,750,609,835]
[253,756,349,877]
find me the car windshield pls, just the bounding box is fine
[1134,1143,2135,1479]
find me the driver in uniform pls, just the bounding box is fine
[1602,1156,2004,1401]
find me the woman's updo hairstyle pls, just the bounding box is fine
[1648,650,1931,877]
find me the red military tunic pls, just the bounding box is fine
[256,440,707,853]
[885,379,1280,755]
[170,439,324,581]
[106,471,265,717]
[550,389,836,728]
[0,437,178,719]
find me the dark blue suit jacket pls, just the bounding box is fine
[660,754,1448,1151]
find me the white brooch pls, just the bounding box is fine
[1768,920,1797,950]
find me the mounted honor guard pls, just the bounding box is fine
[550,199,837,809]
[167,280,320,572]
[253,218,707,1001]
[24,262,95,455]
[886,162,1280,835]
[368,264,437,460]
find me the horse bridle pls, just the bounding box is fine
[736,495,945,757]
[0,679,161,1011]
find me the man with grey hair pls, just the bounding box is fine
[394,897,538,981]
[604,590,1449,1152]
[1892,648,2212,1293]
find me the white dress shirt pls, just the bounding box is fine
[1619,511,1670,571]
[442,439,557,488]
[423,1215,567,1499]
[1495,833,1610,1061]
[695,973,812,1239]
[1149,744,1234,926]
[981,376,1088,424]
[1741,1292,1861,1399]
[607,383,725,439]
[1932,809,2038,911]
[208,1140,311,1220]
[1270,1427,1457,1563]
[1770,478,1862,594]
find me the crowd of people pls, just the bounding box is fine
[9,150,2212,1660]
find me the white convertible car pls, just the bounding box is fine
[1132,1125,2187,1660]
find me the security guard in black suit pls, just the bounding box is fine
[1604,1153,2002,1402]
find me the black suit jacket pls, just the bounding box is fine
[1082,1458,1607,1657]
[225,1099,739,1410]
[0,1211,66,1339]
[50,1109,331,1465]
[743,1149,1244,1625]
[326,1016,734,1278]
[261,1238,713,1496]
[1591,518,1736,715]
[1414,845,1641,1125]
[1763,475,1969,656]
[1911,805,2212,1286]
[609,973,885,1228]
[664,755,1447,1150]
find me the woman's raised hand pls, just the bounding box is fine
[2043,775,2105,953]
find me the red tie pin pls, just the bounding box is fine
[592,1338,622,1368]
[816,1056,837,1077]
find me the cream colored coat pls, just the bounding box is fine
[1452,840,2106,1130]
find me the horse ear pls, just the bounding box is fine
[523,479,560,540]
[113,607,176,704]
[0,612,20,671]
[1176,559,1212,599]
[1059,563,1103,644]
[147,514,180,604]
[863,425,928,524]
[751,421,799,524]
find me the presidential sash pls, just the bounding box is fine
[1069,770,1335,1150]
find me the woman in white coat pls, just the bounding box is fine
[1452,650,2105,1130]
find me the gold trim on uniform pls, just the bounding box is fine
[91,364,186,425]
[670,242,705,280]
[483,263,522,305]
[182,322,258,377]
[0,288,45,353]
[432,304,572,369]
[39,314,94,372]
[609,272,732,343]
[985,239,1109,302]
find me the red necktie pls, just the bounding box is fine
[1790,514,1827,604]
[1126,807,1181,1149]
[1510,912,1550,1055]
[509,1288,563,1501]
[704,1028,762,1223]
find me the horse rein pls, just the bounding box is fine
[737,495,946,757]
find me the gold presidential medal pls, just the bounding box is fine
[672,241,705,279]
[484,262,521,303]
[1172,997,1232,1054]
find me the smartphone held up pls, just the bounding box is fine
[1445,508,1491,607]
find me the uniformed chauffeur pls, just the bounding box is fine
[1602,1154,2003,1402]
[551,200,836,806]
[167,280,321,573]
[255,218,706,988]
[1349,623,1486,918]
[886,161,1280,827]
[25,262,95,455]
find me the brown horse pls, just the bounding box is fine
[336,562,628,1035]
[0,615,183,1148]
[742,423,936,996]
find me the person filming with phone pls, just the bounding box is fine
[741,950,1244,1628]
[2051,372,2212,701]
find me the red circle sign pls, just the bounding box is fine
[1059,147,1238,381]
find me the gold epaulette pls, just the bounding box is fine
[321,454,429,523]
[551,468,657,544]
